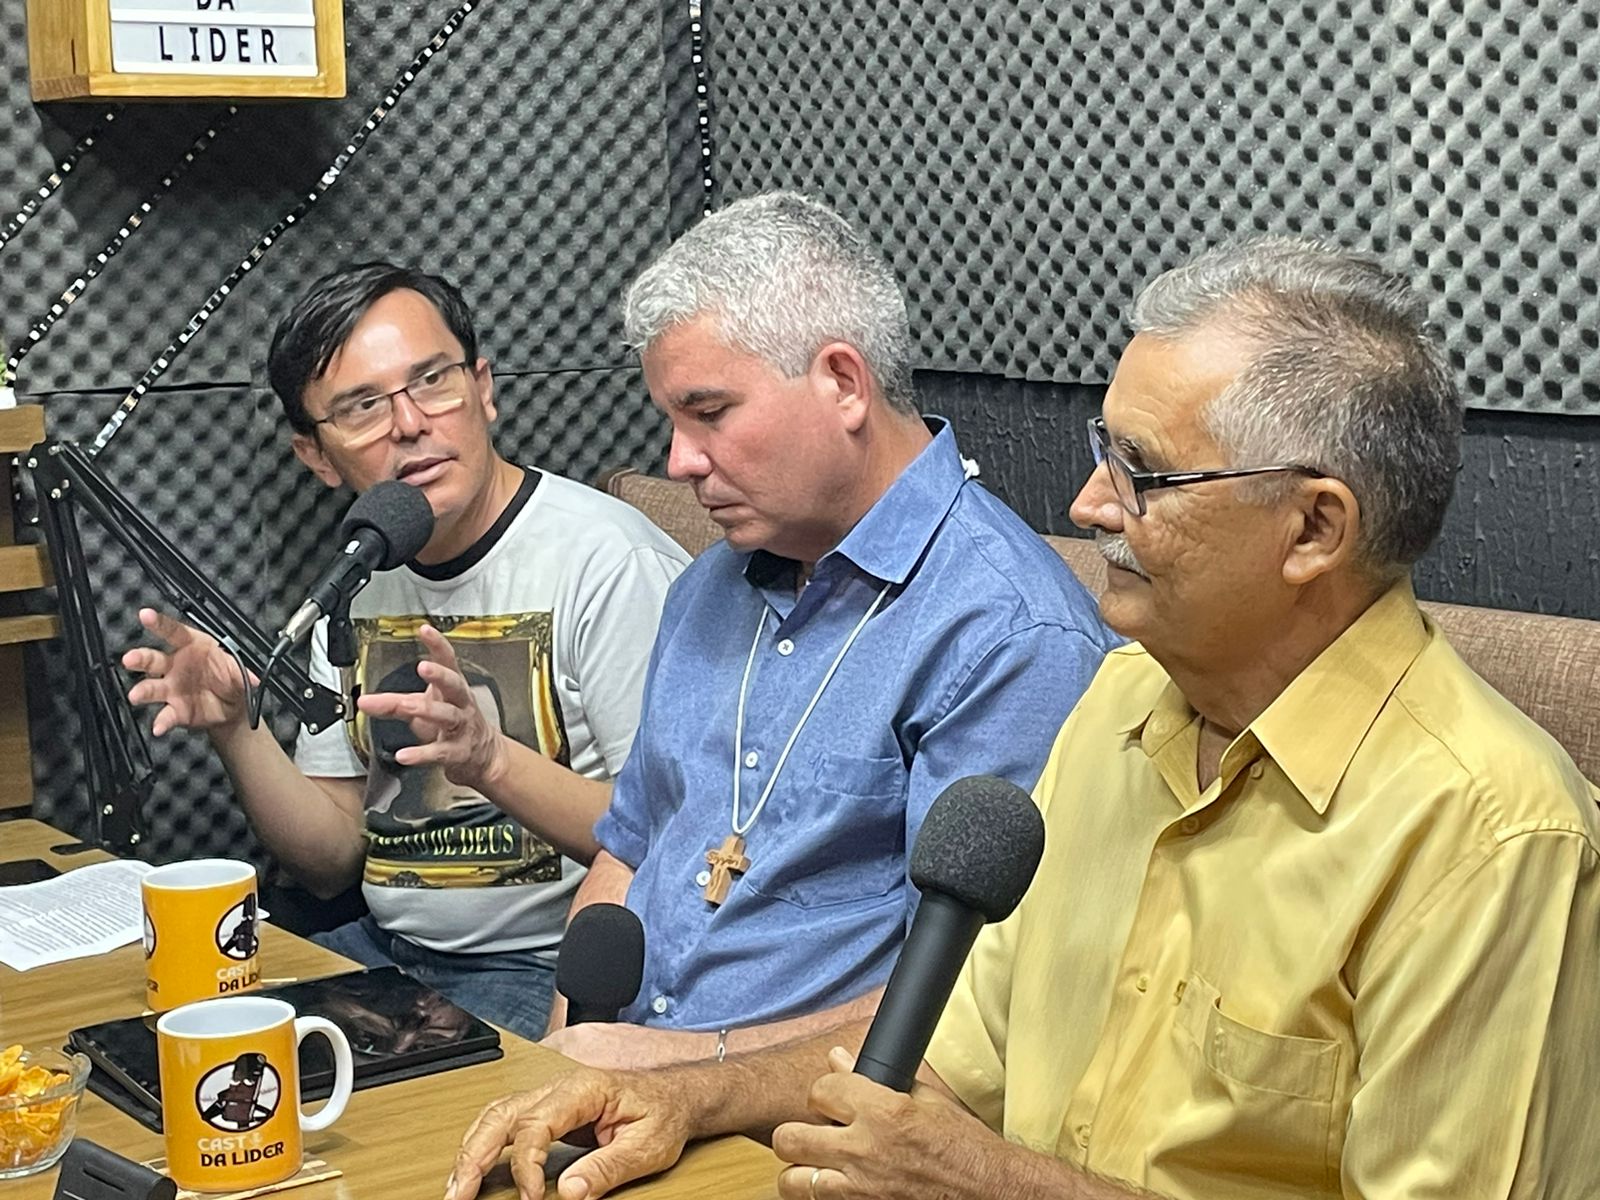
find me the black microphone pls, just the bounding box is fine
[556,903,646,1025]
[854,775,1045,1093]
[278,481,434,646]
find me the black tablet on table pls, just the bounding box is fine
[67,966,503,1132]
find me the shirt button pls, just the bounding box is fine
[777,638,795,656]
[1135,974,1149,993]
[1180,816,1200,834]
[1249,762,1264,780]
[651,995,668,1015]
[744,750,760,769]
[695,869,711,888]
[1075,1123,1091,1148]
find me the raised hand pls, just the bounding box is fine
[122,608,254,735]
[355,623,509,793]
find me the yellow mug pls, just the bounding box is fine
[156,996,353,1192]
[142,859,262,1012]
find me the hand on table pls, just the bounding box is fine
[357,624,509,792]
[122,608,254,734]
[445,1066,691,1200]
[771,1047,1021,1200]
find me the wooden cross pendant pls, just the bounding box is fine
[704,834,750,905]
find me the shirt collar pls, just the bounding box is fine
[745,416,969,588]
[1253,578,1428,813]
[1117,579,1430,815]
[1118,675,1193,746]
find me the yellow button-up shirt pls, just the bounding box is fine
[926,581,1600,1198]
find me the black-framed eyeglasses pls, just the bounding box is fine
[314,360,473,447]
[1087,416,1325,517]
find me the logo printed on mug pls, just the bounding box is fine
[196,1052,281,1132]
[142,911,156,958]
[215,894,260,961]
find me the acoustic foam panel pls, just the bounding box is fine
[1,0,680,395]
[704,1,1389,382]
[1392,0,1600,413]
[702,0,1600,414]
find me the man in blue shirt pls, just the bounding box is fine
[543,192,1116,1068]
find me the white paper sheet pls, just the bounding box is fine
[0,859,156,971]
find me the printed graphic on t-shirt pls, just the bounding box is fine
[344,613,569,890]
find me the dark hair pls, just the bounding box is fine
[267,262,479,434]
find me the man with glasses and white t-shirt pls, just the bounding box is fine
[122,263,689,1039]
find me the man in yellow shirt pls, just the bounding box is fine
[444,241,1600,1200]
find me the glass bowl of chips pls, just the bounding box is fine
[0,1045,90,1179]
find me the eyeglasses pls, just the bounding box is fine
[1087,416,1325,517]
[313,361,472,447]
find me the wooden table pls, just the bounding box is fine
[0,820,782,1198]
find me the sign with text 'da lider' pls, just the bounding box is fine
[110,0,317,76]
[26,0,343,98]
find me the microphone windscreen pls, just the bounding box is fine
[340,480,435,569]
[556,903,646,1013]
[909,775,1044,923]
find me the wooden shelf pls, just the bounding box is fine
[0,545,51,593]
[0,406,46,454]
[0,614,58,647]
[0,407,47,812]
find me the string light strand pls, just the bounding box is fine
[0,107,122,257]
[5,107,240,383]
[91,0,481,455]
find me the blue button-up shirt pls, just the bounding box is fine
[594,420,1117,1030]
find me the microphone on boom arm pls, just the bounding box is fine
[278,480,435,650]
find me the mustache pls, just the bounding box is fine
[1094,532,1148,579]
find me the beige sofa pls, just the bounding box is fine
[600,467,1600,784]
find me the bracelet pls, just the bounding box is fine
[715,1028,728,1063]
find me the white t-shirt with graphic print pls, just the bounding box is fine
[294,469,689,956]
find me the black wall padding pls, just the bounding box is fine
[919,373,1600,621]
[2,2,684,860]
[1392,1,1600,413]
[3,2,686,392]
[704,0,1600,415]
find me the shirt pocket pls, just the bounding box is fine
[745,750,907,909]
[1170,972,1342,1192]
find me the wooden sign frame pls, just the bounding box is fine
[27,0,345,100]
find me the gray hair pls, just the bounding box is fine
[1134,239,1462,573]
[623,192,917,414]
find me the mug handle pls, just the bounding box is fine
[294,1016,354,1132]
